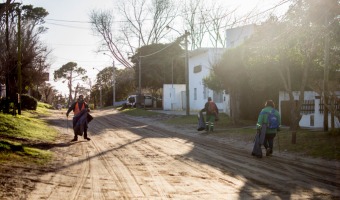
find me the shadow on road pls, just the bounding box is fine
[43,109,340,199]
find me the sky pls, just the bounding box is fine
[17,0,290,95]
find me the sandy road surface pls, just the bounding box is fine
[4,109,340,199]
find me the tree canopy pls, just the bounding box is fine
[209,0,340,135]
[54,62,88,107]
[0,2,50,113]
[130,42,185,93]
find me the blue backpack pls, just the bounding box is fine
[267,109,279,129]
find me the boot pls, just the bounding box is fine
[266,148,272,156]
[84,129,91,141]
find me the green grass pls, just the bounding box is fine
[155,111,340,161]
[0,102,58,165]
[0,140,52,165]
[275,130,340,160]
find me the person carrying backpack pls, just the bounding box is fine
[200,97,219,132]
[256,100,281,156]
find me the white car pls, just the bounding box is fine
[126,95,153,107]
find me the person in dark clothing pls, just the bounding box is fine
[66,95,91,141]
[200,97,219,132]
[256,100,281,156]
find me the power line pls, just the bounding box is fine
[43,0,290,33]
[45,22,89,30]
[46,18,91,24]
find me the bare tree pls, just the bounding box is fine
[116,0,178,46]
[200,2,236,48]
[89,10,133,68]
[180,0,205,49]
[90,0,178,66]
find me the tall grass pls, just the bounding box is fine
[0,102,58,164]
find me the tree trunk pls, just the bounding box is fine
[323,13,330,132]
[331,98,335,130]
[67,71,73,108]
[230,88,240,125]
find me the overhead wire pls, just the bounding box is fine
[40,0,293,67]
[43,0,291,34]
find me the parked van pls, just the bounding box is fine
[126,94,153,107]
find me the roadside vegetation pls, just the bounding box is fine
[1,104,338,167]
[122,108,340,161]
[0,102,58,165]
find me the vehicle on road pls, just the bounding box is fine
[125,94,153,107]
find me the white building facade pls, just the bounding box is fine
[279,91,340,128]
[162,24,256,115]
[163,84,186,110]
[188,48,229,113]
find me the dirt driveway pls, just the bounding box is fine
[1,109,340,199]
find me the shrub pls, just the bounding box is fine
[21,94,38,110]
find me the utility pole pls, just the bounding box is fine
[185,30,190,116]
[4,0,10,114]
[17,6,22,115]
[164,26,191,114]
[138,51,142,107]
[103,53,116,108]
[93,67,102,109]
[112,60,115,108]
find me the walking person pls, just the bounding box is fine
[256,100,281,156]
[66,95,91,141]
[200,97,219,132]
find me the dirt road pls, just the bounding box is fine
[6,109,340,199]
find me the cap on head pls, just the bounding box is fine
[208,97,212,101]
[79,95,84,99]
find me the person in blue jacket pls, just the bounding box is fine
[256,100,281,156]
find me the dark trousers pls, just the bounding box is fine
[74,128,88,139]
[264,134,276,150]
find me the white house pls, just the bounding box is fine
[162,24,256,115]
[162,48,229,113]
[163,84,186,110]
[279,91,340,128]
[226,24,255,48]
[188,48,229,113]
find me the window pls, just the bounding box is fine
[203,86,208,99]
[193,65,202,73]
[301,100,315,114]
[213,91,223,103]
[319,98,340,113]
[194,88,197,100]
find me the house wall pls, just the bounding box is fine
[163,84,186,110]
[162,25,256,115]
[279,91,340,128]
[226,24,255,48]
[188,48,230,114]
